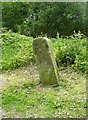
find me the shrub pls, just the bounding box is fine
[51,37,87,72]
[2,31,34,70]
[2,30,87,72]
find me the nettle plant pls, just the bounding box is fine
[2,30,34,70]
[51,33,86,72]
[2,29,87,72]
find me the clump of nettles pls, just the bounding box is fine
[2,30,34,70]
[2,29,87,72]
[69,30,86,39]
[55,31,87,72]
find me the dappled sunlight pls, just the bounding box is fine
[2,65,86,118]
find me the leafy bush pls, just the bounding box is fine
[51,37,87,72]
[2,31,34,70]
[2,30,87,72]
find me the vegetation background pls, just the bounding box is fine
[2,2,86,37]
[1,2,87,118]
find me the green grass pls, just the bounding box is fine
[2,65,86,118]
[1,30,87,117]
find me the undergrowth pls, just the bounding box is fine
[2,31,34,70]
[1,30,87,72]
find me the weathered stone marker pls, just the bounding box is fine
[33,37,58,85]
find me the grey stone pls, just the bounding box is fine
[33,37,58,85]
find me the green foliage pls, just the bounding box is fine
[2,3,30,32]
[2,2,86,37]
[51,35,87,72]
[2,30,34,70]
[2,30,87,72]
